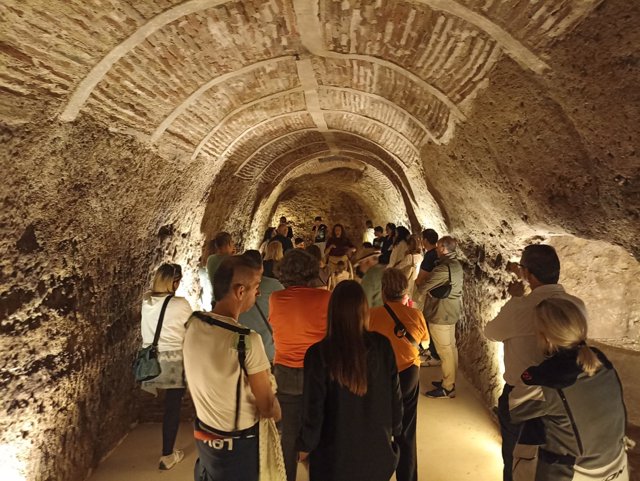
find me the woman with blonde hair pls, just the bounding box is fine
[263,239,284,279]
[297,281,402,481]
[509,297,628,481]
[390,234,423,300]
[140,263,193,470]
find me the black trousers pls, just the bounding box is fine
[397,365,420,481]
[497,384,521,481]
[162,388,186,456]
[274,364,304,481]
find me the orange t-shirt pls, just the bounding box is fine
[369,301,429,371]
[269,286,331,368]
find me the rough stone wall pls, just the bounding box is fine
[272,170,376,244]
[417,0,640,422]
[549,236,640,347]
[1,0,639,480]
[0,115,204,481]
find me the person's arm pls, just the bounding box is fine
[177,298,193,324]
[324,238,336,256]
[421,264,448,292]
[414,268,431,287]
[509,385,547,424]
[248,369,281,421]
[417,311,429,345]
[296,345,326,454]
[483,297,523,341]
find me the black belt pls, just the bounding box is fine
[540,448,575,466]
[195,417,258,439]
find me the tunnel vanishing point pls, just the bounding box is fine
[1,1,639,480]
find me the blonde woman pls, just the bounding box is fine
[392,234,423,299]
[263,240,283,279]
[509,298,628,481]
[140,263,193,470]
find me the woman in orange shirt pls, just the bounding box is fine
[269,249,332,481]
[368,268,429,481]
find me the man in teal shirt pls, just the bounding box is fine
[206,232,235,301]
[238,250,284,363]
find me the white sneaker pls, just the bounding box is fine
[159,450,184,470]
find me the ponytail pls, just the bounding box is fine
[535,298,602,377]
[576,343,602,377]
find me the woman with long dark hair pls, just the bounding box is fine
[324,224,355,279]
[297,281,403,481]
[387,226,411,269]
[379,223,396,265]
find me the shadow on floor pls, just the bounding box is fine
[89,369,505,481]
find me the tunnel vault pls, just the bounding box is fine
[2,1,640,481]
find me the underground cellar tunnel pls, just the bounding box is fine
[1,0,639,480]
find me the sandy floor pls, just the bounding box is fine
[88,367,503,481]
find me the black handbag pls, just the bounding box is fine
[429,264,452,299]
[134,295,173,382]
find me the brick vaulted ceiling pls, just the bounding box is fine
[1,0,600,216]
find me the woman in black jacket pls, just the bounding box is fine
[510,298,629,481]
[297,281,403,481]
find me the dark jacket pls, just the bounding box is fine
[273,234,293,252]
[510,348,627,480]
[325,236,353,257]
[297,332,403,481]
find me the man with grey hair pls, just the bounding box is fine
[420,236,464,399]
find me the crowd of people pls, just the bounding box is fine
[138,215,630,481]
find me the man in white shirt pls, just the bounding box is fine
[363,219,375,244]
[184,255,281,481]
[484,244,586,481]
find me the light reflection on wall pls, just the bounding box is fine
[487,297,509,405]
[0,443,27,481]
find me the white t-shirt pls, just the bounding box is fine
[183,312,271,431]
[141,295,192,351]
[363,227,375,244]
[484,284,586,386]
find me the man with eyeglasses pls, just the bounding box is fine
[484,244,587,481]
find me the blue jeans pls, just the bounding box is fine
[194,435,258,481]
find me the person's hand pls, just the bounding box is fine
[508,280,525,297]
[506,261,520,275]
[298,451,310,465]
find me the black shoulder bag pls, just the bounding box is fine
[383,303,427,356]
[429,264,452,299]
[192,311,258,437]
[134,294,173,382]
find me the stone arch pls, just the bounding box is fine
[59,0,551,124]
